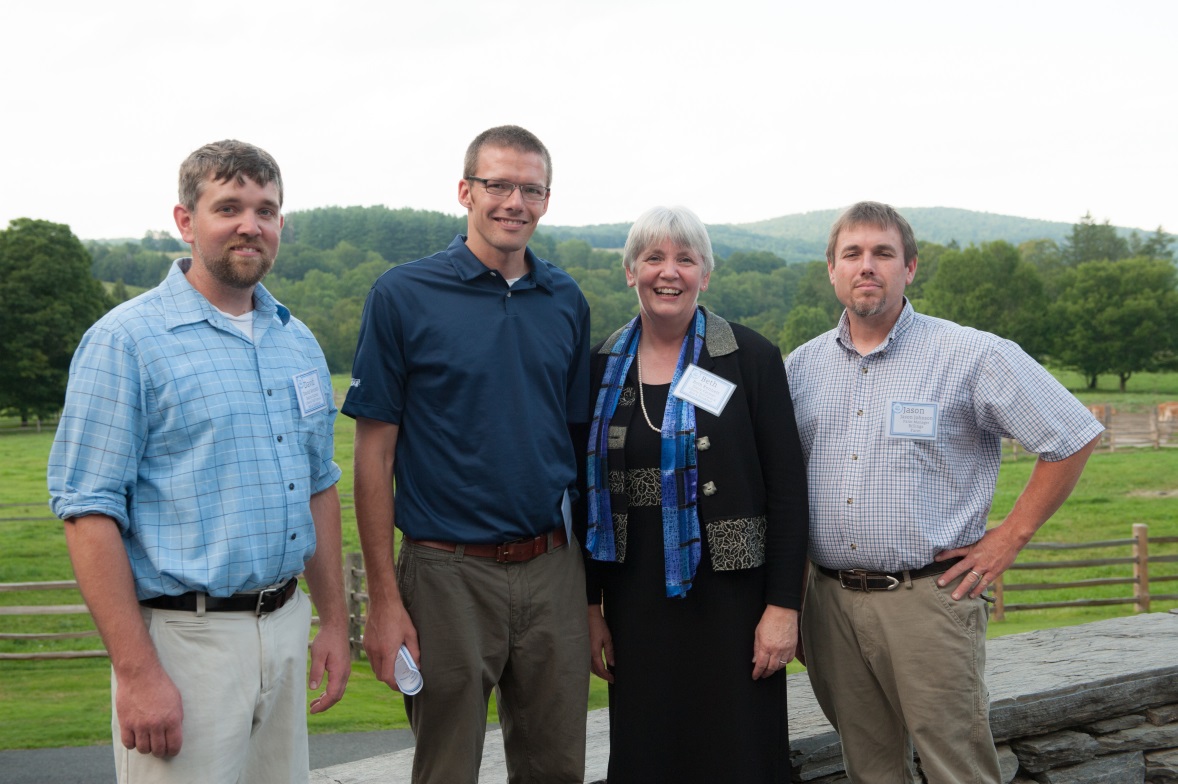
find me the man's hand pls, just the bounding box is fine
[115,664,184,757]
[363,599,419,692]
[935,524,1027,600]
[752,605,798,679]
[588,605,614,683]
[308,623,352,713]
[64,515,183,756]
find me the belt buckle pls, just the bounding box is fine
[496,537,525,564]
[838,569,900,592]
[255,582,284,615]
[838,569,870,591]
[496,535,541,564]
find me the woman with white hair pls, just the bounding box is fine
[585,206,809,781]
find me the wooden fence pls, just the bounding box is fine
[992,523,1178,621]
[0,566,365,661]
[6,526,1176,658]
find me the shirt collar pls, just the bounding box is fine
[834,298,915,356]
[446,234,554,293]
[161,258,289,331]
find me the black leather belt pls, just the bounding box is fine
[817,557,962,592]
[139,577,298,614]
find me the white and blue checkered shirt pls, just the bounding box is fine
[48,259,341,599]
[785,302,1103,573]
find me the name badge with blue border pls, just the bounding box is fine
[671,364,737,417]
[887,400,938,440]
[293,369,328,417]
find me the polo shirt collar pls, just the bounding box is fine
[161,258,290,331]
[447,234,554,293]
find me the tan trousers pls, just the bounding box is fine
[802,565,1002,784]
[398,533,590,784]
[113,588,312,784]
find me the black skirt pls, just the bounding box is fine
[596,382,790,783]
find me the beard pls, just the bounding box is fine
[194,239,275,290]
[850,291,888,318]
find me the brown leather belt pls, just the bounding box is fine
[817,557,962,592]
[403,528,568,564]
[139,577,298,614]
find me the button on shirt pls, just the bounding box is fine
[48,259,341,599]
[785,302,1103,573]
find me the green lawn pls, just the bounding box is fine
[2,371,1175,749]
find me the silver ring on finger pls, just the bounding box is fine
[969,570,984,581]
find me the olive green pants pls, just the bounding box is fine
[398,533,589,784]
[802,565,1002,784]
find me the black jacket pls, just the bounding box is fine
[585,310,809,609]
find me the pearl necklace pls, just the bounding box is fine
[635,348,663,434]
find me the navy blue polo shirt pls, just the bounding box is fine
[343,235,590,543]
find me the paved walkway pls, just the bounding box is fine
[0,729,415,784]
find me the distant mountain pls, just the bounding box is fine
[543,207,1140,264]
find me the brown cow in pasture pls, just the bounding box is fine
[1158,401,1178,422]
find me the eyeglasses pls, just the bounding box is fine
[466,177,550,202]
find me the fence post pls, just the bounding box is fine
[993,575,1005,622]
[345,552,367,661]
[1133,523,1149,613]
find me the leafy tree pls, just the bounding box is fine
[141,230,184,252]
[1050,257,1178,390]
[920,241,1049,357]
[788,260,843,323]
[725,251,786,274]
[0,219,111,421]
[779,305,835,354]
[905,240,949,302]
[1061,212,1129,265]
[1018,239,1067,296]
[1128,226,1174,261]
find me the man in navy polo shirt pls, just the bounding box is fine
[343,125,591,783]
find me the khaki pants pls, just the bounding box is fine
[398,533,590,784]
[113,587,312,784]
[802,565,1001,784]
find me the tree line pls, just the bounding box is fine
[1,209,1174,421]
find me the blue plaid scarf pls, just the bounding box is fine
[587,308,706,598]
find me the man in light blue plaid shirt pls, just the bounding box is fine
[48,141,350,783]
[786,202,1103,783]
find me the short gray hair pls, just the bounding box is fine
[623,206,714,275]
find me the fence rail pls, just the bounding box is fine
[2,553,360,663]
[6,526,1175,657]
[992,523,1178,620]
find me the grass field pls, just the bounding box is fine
[1,371,1176,749]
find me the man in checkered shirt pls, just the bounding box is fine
[786,201,1103,783]
[48,140,350,783]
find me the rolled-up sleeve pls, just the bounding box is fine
[48,326,146,530]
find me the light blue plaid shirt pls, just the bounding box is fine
[785,302,1103,573]
[48,259,341,599]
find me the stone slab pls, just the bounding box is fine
[312,613,1178,783]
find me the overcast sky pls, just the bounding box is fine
[3,0,1175,241]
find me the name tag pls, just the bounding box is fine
[671,364,737,417]
[887,400,938,440]
[293,369,328,417]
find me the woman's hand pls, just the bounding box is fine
[751,605,798,679]
[588,604,615,683]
